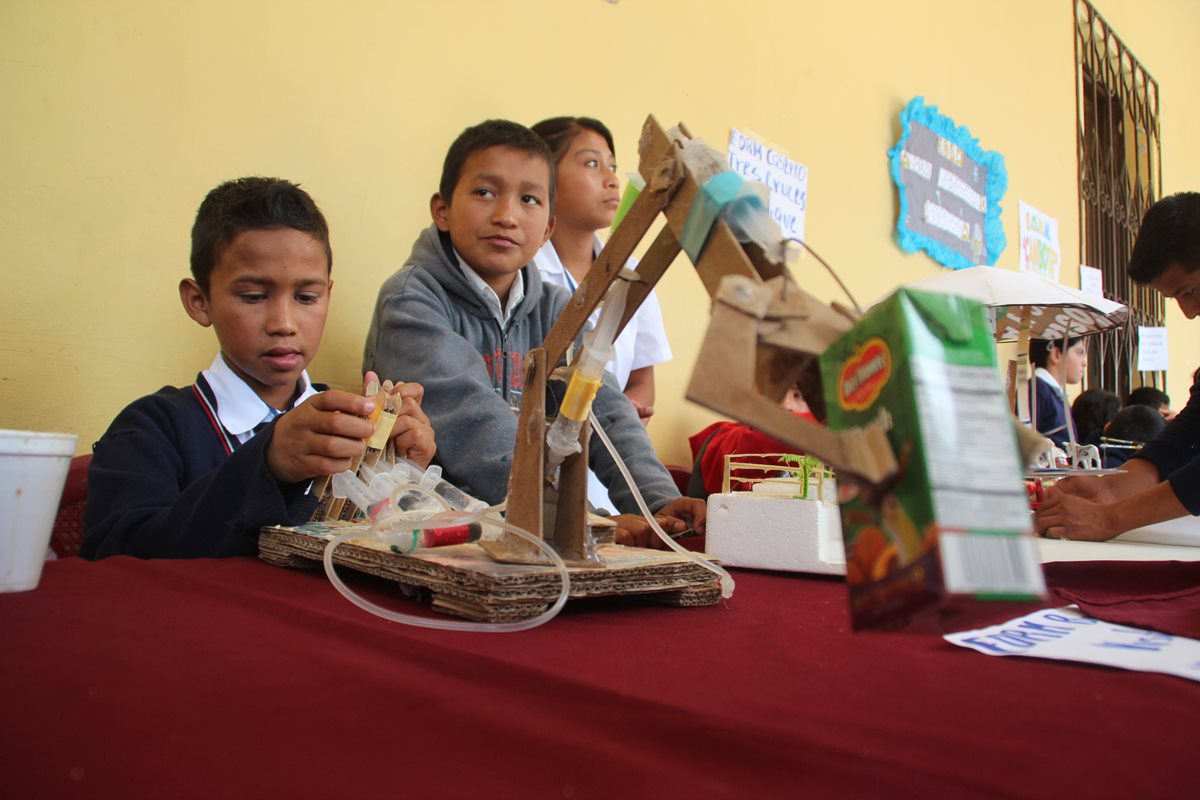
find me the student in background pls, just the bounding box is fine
[363,120,703,547]
[1071,387,1120,446]
[1025,337,1088,447]
[1037,191,1200,540]
[83,178,435,559]
[687,385,817,497]
[1100,405,1167,468]
[530,116,671,422]
[1127,385,1174,422]
[530,115,673,512]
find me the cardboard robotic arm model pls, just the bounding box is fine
[483,115,899,566]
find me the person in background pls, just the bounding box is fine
[531,116,673,514]
[1036,191,1200,540]
[687,385,817,497]
[530,116,671,421]
[1071,387,1120,446]
[1024,337,1088,447]
[1100,405,1167,468]
[1127,385,1174,422]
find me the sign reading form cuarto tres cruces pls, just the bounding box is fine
[727,128,808,242]
[889,96,1007,270]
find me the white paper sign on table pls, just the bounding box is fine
[945,606,1200,682]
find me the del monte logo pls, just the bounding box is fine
[839,337,892,411]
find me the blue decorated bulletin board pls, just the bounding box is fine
[889,97,1007,270]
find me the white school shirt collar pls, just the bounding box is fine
[1034,367,1066,398]
[452,247,525,327]
[202,353,319,444]
[532,235,603,294]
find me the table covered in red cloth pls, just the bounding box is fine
[2,557,1197,799]
[1045,559,1200,638]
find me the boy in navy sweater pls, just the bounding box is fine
[1025,337,1088,448]
[82,178,435,559]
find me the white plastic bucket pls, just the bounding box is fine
[0,430,78,592]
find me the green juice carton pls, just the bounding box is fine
[819,288,1045,630]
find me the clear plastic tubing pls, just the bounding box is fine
[322,503,571,633]
[546,279,630,476]
[589,409,735,599]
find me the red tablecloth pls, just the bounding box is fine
[2,557,1197,799]
[1045,560,1200,638]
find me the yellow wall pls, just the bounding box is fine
[2,0,1198,466]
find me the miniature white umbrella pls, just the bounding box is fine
[887,265,1129,456]
[898,265,1128,341]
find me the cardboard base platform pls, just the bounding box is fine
[259,523,722,623]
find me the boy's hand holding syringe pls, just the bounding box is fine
[266,372,436,486]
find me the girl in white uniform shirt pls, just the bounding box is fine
[531,116,673,511]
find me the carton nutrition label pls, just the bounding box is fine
[910,355,1031,531]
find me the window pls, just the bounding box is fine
[1074,0,1164,397]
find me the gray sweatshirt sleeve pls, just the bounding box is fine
[585,371,680,514]
[364,275,519,504]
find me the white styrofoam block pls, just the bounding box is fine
[705,491,846,575]
[751,477,822,496]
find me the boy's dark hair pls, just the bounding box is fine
[1127,386,1170,409]
[190,177,332,294]
[531,116,616,165]
[1128,192,1200,283]
[1105,404,1166,443]
[1071,388,1120,443]
[1029,337,1070,369]
[438,120,556,213]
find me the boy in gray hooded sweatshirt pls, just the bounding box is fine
[364,120,704,546]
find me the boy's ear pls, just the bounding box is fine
[179,278,213,327]
[431,193,451,232]
[542,214,556,247]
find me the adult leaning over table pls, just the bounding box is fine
[1036,192,1200,541]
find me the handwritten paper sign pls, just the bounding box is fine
[1137,326,1169,371]
[1019,202,1061,282]
[945,606,1200,682]
[727,128,807,240]
[888,97,1007,270]
[1079,264,1103,297]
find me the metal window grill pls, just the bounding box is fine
[1074,0,1164,399]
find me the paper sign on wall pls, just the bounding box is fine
[946,606,1200,682]
[887,96,1007,270]
[727,128,807,241]
[1019,202,1061,282]
[1079,265,1103,297]
[1137,326,1169,371]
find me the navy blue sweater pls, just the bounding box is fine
[1134,375,1200,515]
[81,375,321,559]
[1029,376,1071,447]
